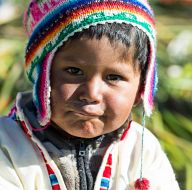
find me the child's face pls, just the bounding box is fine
[50,36,141,138]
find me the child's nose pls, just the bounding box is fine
[79,77,103,104]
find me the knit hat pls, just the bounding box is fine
[24,0,157,126]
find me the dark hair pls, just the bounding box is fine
[68,23,150,87]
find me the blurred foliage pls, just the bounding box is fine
[0,0,31,113]
[0,1,192,190]
[149,2,192,190]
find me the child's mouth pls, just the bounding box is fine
[70,110,102,119]
[67,104,105,118]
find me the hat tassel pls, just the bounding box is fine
[134,178,150,190]
[134,110,150,190]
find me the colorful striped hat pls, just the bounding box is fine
[24,0,157,126]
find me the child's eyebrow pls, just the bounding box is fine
[60,55,89,65]
[113,62,136,72]
[57,51,137,72]
[57,53,80,61]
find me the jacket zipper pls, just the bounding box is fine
[79,141,86,157]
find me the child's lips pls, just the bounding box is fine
[69,106,104,118]
[72,112,100,119]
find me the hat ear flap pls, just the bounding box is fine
[32,51,55,126]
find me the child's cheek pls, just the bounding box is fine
[59,83,79,101]
[106,88,136,118]
[52,81,79,102]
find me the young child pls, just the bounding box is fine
[0,0,180,190]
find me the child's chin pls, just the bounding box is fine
[72,120,104,138]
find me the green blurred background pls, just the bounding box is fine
[0,0,192,189]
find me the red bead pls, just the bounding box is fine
[134,178,150,190]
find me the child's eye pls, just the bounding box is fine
[64,67,83,75]
[106,74,124,82]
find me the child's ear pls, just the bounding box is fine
[134,91,142,106]
[133,83,144,106]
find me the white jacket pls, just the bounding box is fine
[0,93,180,190]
